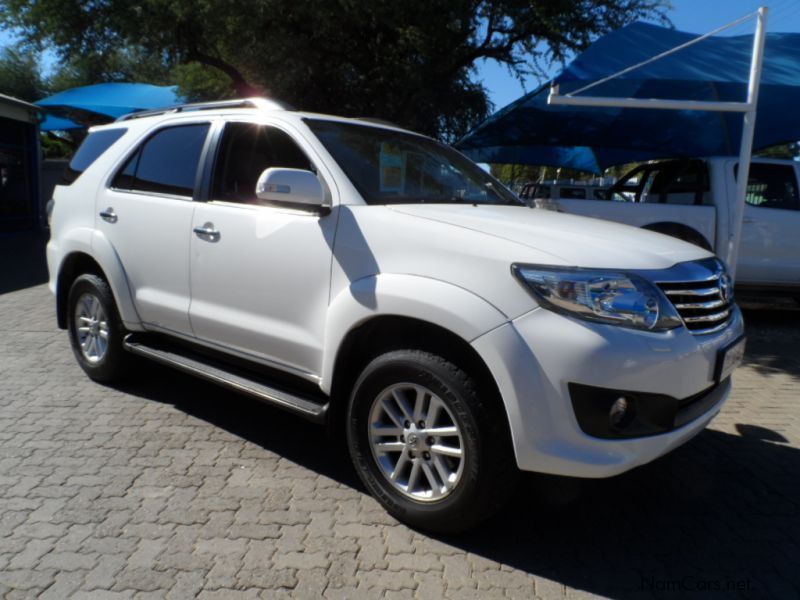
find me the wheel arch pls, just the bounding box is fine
[55,230,142,330]
[56,252,104,329]
[322,274,513,441]
[327,314,510,441]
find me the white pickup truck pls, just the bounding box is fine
[531,158,800,297]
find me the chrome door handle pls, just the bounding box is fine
[99,208,117,223]
[193,223,221,240]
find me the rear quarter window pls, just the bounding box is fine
[61,128,127,185]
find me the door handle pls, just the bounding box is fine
[99,208,117,223]
[193,222,221,241]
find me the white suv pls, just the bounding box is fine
[47,98,745,532]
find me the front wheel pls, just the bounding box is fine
[67,273,131,383]
[346,350,516,533]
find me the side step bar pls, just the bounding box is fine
[123,334,328,424]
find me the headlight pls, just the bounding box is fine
[512,264,683,331]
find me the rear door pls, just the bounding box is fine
[737,162,800,285]
[97,121,211,334]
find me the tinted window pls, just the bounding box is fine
[739,163,800,210]
[559,187,586,199]
[62,128,127,185]
[113,124,209,197]
[211,123,313,203]
[111,150,140,190]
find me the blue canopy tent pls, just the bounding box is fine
[39,114,83,131]
[458,20,800,173]
[36,83,183,132]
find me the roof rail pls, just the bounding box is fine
[356,117,403,128]
[116,97,293,122]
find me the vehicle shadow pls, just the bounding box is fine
[114,360,363,489]
[0,231,50,295]
[457,428,799,598]
[116,360,799,599]
[740,304,800,382]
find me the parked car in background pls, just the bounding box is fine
[47,99,744,532]
[537,158,800,298]
[519,181,612,202]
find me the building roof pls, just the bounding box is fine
[0,93,42,124]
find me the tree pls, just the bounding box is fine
[2,0,670,140]
[0,46,47,101]
[46,46,175,94]
[755,142,800,160]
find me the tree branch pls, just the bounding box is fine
[184,47,261,97]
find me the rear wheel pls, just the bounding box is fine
[67,274,131,383]
[347,349,516,533]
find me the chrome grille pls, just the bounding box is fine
[657,273,733,335]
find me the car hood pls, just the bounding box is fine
[387,204,710,270]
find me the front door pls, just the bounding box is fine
[737,162,800,285]
[97,122,211,334]
[188,121,337,379]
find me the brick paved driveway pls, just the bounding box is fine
[1,233,799,598]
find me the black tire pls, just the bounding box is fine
[67,273,131,383]
[346,349,517,533]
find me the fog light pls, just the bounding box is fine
[609,396,635,429]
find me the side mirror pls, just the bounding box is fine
[255,168,327,210]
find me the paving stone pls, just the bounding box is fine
[83,554,128,591]
[7,538,54,570]
[1,262,799,599]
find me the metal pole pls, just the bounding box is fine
[549,94,750,112]
[726,6,768,280]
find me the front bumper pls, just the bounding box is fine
[472,304,744,478]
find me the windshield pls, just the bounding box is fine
[305,119,521,206]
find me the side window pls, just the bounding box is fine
[742,164,800,211]
[648,161,709,205]
[62,128,127,185]
[112,123,210,197]
[639,168,661,203]
[211,123,314,203]
[610,165,648,202]
[112,150,140,190]
[559,187,586,199]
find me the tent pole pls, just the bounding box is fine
[548,6,769,281]
[727,6,768,280]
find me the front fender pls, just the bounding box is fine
[319,273,508,393]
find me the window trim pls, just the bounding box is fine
[106,120,214,201]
